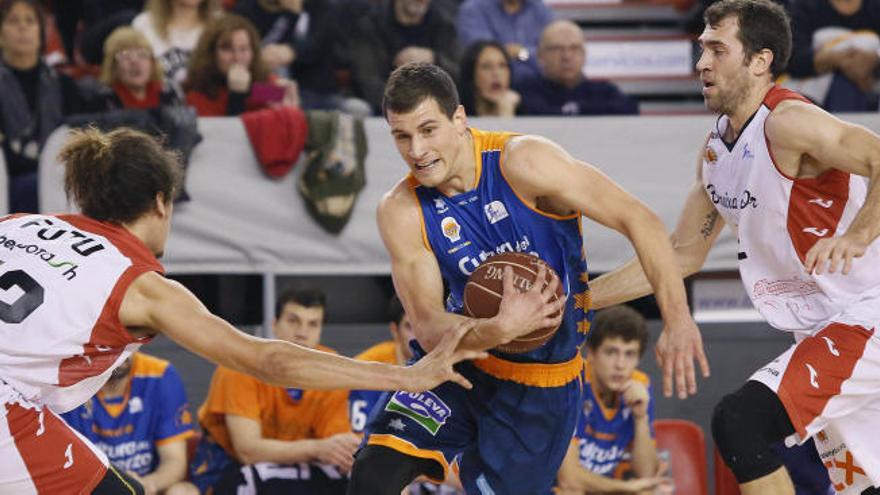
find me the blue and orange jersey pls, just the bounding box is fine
[412,128,592,364]
[349,341,398,432]
[573,362,655,479]
[61,352,195,476]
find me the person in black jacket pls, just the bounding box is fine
[0,0,84,213]
[349,0,461,114]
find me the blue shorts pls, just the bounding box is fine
[362,354,583,495]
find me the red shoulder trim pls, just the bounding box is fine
[763,85,812,110]
[58,214,163,274]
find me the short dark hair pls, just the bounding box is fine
[60,127,182,224]
[275,288,326,318]
[587,305,649,357]
[387,294,405,325]
[704,0,791,78]
[382,63,460,120]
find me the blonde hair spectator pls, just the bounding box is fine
[100,27,164,86]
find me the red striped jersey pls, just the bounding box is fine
[701,86,880,334]
[0,214,162,412]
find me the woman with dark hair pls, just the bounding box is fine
[0,0,83,213]
[184,13,298,116]
[459,40,520,117]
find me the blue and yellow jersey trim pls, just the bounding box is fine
[98,353,170,418]
[473,354,585,388]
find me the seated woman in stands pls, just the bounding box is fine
[90,27,181,110]
[459,41,521,118]
[0,0,84,213]
[183,13,298,117]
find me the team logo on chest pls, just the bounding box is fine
[484,200,509,224]
[705,146,718,163]
[441,217,462,243]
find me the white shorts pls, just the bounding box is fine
[0,381,108,494]
[750,320,880,494]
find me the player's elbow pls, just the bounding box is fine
[253,342,302,386]
[670,233,709,278]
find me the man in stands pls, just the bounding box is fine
[190,288,358,494]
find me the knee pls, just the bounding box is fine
[711,391,747,454]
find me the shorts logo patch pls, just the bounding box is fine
[384,391,451,435]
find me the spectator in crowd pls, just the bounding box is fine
[54,0,147,65]
[87,26,181,110]
[189,288,357,494]
[556,305,669,494]
[62,352,199,495]
[133,0,221,89]
[0,0,84,213]
[516,20,638,116]
[459,40,520,116]
[784,0,880,111]
[232,0,355,111]
[350,0,461,114]
[457,0,554,85]
[183,13,298,116]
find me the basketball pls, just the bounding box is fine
[463,252,564,354]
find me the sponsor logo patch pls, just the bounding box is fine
[441,217,461,243]
[484,201,509,224]
[384,391,451,435]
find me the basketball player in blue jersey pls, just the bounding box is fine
[346,63,709,495]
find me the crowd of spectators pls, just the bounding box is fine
[9,0,875,493]
[3,0,876,214]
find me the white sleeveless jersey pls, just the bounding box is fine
[702,86,880,334]
[0,214,163,412]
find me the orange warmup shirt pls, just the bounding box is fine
[198,345,351,461]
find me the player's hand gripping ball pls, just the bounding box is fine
[463,252,564,353]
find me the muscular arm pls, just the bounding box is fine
[590,181,724,308]
[377,184,562,352]
[503,136,709,397]
[139,439,187,493]
[766,101,880,274]
[119,273,480,391]
[590,136,724,308]
[504,136,692,329]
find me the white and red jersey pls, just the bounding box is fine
[702,86,880,334]
[0,214,163,413]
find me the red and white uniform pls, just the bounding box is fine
[0,213,163,494]
[702,86,880,493]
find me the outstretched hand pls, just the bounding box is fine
[404,319,488,391]
[804,233,868,276]
[655,317,710,399]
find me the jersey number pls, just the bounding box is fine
[0,270,44,323]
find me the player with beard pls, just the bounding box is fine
[590,0,880,493]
